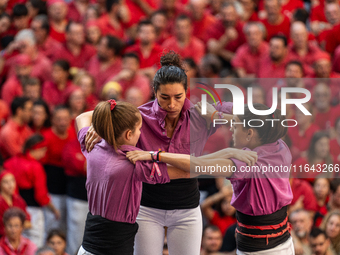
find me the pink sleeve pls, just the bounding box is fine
[134,161,170,184]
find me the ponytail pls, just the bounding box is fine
[92,101,140,151]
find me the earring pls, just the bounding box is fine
[247,138,250,141]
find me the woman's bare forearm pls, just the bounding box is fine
[75,111,93,133]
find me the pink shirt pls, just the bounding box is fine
[37,36,64,61]
[42,81,76,110]
[0,237,36,255]
[231,41,269,75]
[78,126,170,223]
[162,36,205,64]
[1,76,22,107]
[288,42,324,68]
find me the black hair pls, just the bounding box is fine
[105,35,124,56]
[10,96,30,116]
[53,59,70,72]
[203,225,221,236]
[310,228,328,239]
[335,116,340,129]
[137,19,155,32]
[3,207,26,225]
[286,60,304,72]
[47,229,66,242]
[237,104,287,145]
[293,8,309,24]
[0,35,14,49]
[106,0,120,12]
[65,21,82,33]
[153,51,187,92]
[0,13,10,20]
[330,179,340,193]
[123,52,140,63]
[151,10,167,19]
[23,77,40,87]
[307,131,332,166]
[23,134,44,154]
[271,34,288,47]
[33,14,50,33]
[176,14,191,22]
[31,99,51,128]
[53,105,70,116]
[12,4,28,17]
[0,154,3,168]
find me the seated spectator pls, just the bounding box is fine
[30,100,51,134]
[329,180,340,211]
[0,100,9,131]
[150,11,170,45]
[23,77,41,103]
[330,45,340,74]
[199,54,222,79]
[260,0,291,41]
[0,208,37,255]
[200,225,223,255]
[86,35,123,95]
[279,0,304,20]
[293,132,333,183]
[5,135,59,247]
[47,0,68,43]
[285,60,305,88]
[101,81,122,100]
[1,29,52,84]
[1,54,32,107]
[330,117,340,165]
[287,103,319,161]
[312,52,340,79]
[12,4,30,33]
[320,210,340,254]
[97,0,129,39]
[239,0,258,22]
[318,2,340,48]
[85,20,101,47]
[201,186,236,235]
[289,177,318,215]
[207,2,246,64]
[42,60,76,111]
[231,22,269,78]
[109,52,151,103]
[66,0,88,23]
[0,97,33,159]
[288,21,323,73]
[290,209,313,255]
[310,228,336,255]
[162,15,204,64]
[125,20,163,79]
[26,0,46,20]
[183,58,199,96]
[65,88,86,123]
[0,171,31,238]
[31,15,63,61]
[53,22,96,69]
[314,178,331,227]
[74,72,98,110]
[0,13,11,37]
[46,229,69,255]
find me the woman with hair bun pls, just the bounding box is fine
[75,100,189,255]
[128,103,294,254]
[85,51,237,255]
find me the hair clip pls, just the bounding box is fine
[107,99,117,111]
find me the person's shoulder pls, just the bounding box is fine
[138,100,155,114]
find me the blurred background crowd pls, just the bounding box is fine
[0,0,340,254]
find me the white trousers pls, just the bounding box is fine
[66,197,88,255]
[44,194,67,237]
[237,237,295,255]
[134,205,202,255]
[23,207,45,247]
[77,245,95,255]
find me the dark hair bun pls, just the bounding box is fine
[160,50,183,69]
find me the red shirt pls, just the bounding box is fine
[125,43,163,69]
[53,43,96,68]
[281,0,304,19]
[1,76,23,107]
[325,24,340,54]
[0,194,30,237]
[330,105,340,128]
[37,36,64,61]
[192,12,219,43]
[4,154,50,206]
[62,140,86,177]
[0,119,33,159]
[290,178,318,211]
[288,42,324,68]
[310,2,327,22]
[42,81,76,110]
[231,41,269,75]
[332,45,340,73]
[97,14,126,39]
[6,53,52,84]
[314,106,339,131]
[85,94,99,111]
[330,138,340,165]
[125,0,158,27]
[49,25,66,43]
[86,56,122,95]
[0,100,9,130]
[292,157,328,184]
[287,123,320,158]
[116,73,151,103]
[162,36,205,64]
[210,211,236,236]
[260,15,291,41]
[42,127,76,167]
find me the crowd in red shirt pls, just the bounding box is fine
[1,0,340,254]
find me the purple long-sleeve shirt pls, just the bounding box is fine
[78,126,170,223]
